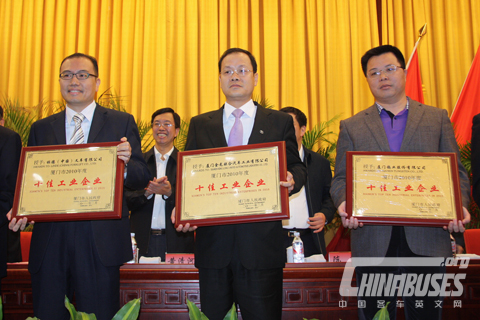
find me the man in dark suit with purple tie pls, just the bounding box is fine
[175,48,306,320]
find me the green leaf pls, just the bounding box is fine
[25,318,40,320]
[137,120,155,152]
[252,95,274,109]
[65,296,77,320]
[372,301,390,320]
[112,298,141,320]
[175,119,189,152]
[75,312,97,320]
[2,96,39,146]
[301,113,341,169]
[223,303,238,320]
[187,299,209,320]
[97,88,126,112]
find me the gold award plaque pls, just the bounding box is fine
[176,142,289,227]
[347,152,463,226]
[13,142,123,221]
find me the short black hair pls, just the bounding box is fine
[151,108,181,129]
[361,45,406,76]
[60,53,99,75]
[218,48,257,73]
[279,106,307,128]
[0,105,3,120]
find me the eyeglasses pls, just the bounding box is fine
[153,122,173,128]
[59,72,98,80]
[221,68,252,77]
[367,65,403,78]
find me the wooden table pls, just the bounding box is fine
[3,261,480,319]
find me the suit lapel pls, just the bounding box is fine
[248,103,270,144]
[205,107,228,147]
[400,100,424,152]
[144,147,156,177]
[87,104,107,143]
[51,111,67,144]
[363,104,391,152]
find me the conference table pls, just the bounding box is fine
[3,260,480,319]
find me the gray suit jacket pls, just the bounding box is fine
[330,99,470,258]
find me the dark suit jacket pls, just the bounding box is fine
[0,126,22,278]
[185,103,307,270]
[303,147,335,256]
[125,146,194,256]
[27,104,150,273]
[331,100,470,258]
[470,114,480,206]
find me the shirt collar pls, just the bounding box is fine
[66,101,96,124]
[375,97,410,114]
[154,145,174,161]
[224,99,256,119]
[298,144,304,161]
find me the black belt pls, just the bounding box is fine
[151,229,166,235]
[283,228,310,237]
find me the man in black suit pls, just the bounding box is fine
[176,48,306,320]
[471,113,480,206]
[0,106,22,263]
[126,108,194,261]
[9,53,150,320]
[279,107,335,259]
[0,124,22,290]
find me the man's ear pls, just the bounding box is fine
[300,126,307,137]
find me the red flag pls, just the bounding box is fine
[451,45,480,144]
[405,49,425,104]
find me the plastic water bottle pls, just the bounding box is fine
[127,233,138,263]
[292,232,305,263]
[450,234,456,258]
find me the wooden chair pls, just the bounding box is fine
[20,231,32,261]
[464,229,480,255]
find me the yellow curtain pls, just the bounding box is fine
[381,0,480,114]
[0,0,377,136]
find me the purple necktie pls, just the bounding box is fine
[228,109,244,147]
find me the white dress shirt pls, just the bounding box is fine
[283,145,309,229]
[223,99,256,145]
[65,101,96,144]
[150,146,174,230]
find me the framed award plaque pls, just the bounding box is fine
[175,141,290,227]
[346,151,463,226]
[12,142,124,222]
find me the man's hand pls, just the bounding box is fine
[145,176,172,197]
[338,201,363,229]
[280,171,295,193]
[444,206,470,233]
[117,137,132,164]
[7,209,30,232]
[171,208,197,233]
[308,212,326,233]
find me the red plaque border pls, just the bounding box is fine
[346,151,463,227]
[12,142,124,222]
[175,141,289,228]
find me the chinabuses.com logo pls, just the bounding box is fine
[339,257,469,298]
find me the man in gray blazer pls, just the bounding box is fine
[330,45,470,320]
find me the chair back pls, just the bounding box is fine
[21,231,32,261]
[464,229,480,255]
